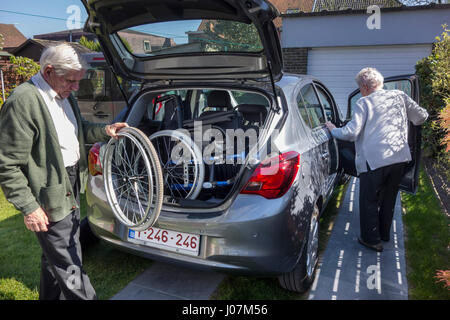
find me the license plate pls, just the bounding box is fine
[128,227,200,256]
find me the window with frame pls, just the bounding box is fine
[149,90,187,121]
[75,68,105,100]
[297,91,312,128]
[314,84,336,123]
[143,40,152,53]
[300,84,326,128]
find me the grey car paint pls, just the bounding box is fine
[85,73,342,275]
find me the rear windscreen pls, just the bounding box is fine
[115,19,264,57]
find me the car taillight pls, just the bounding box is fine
[240,151,300,199]
[88,142,103,176]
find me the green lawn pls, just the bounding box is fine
[0,190,151,300]
[401,168,450,300]
[0,191,40,300]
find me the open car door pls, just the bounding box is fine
[340,74,422,194]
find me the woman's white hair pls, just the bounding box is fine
[355,67,384,90]
[39,43,89,76]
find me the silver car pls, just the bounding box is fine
[81,0,421,292]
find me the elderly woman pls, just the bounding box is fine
[0,44,128,299]
[325,67,428,252]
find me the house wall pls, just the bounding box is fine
[282,7,450,48]
[117,32,173,55]
[279,6,448,114]
[34,31,97,43]
[14,45,43,62]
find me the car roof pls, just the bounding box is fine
[278,73,317,90]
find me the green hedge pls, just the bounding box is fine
[415,25,450,167]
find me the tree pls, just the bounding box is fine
[416,25,450,164]
[79,36,102,52]
[432,26,450,153]
[202,20,262,52]
[0,55,40,106]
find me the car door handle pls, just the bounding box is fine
[94,111,110,118]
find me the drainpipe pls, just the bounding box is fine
[1,69,5,103]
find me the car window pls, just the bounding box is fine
[384,79,412,95]
[191,89,234,117]
[315,84,336,123]
[296,92,312,128]
[75,68,106,100]
[152,90,187,121]
[114,76,142,101]
[348,79,413,119]
[119,19,263,57]
[231,91,269,108]
[198,90,210,112]
[300,84,325,128]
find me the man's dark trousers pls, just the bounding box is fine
[359,162,407,245]
[35,163,97,300]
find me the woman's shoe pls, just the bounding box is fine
[358,237,383,252]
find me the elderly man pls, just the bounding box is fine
[326,67,428,252]
[0,44,128,299]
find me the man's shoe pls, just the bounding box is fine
[358,237,383,252]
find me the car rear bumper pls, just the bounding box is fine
[86,176,305,276]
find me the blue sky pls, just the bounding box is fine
[0,1,199,43]
[1,1,88,38]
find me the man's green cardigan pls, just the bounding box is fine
[0,80,110,222]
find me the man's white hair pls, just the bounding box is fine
[40,43,88,76]
[355,67,384,90]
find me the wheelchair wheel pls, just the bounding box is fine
[149,130,204,200]
[103,127,164,231]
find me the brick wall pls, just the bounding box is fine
[282,47,308,75]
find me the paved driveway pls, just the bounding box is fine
[308,177,409,300]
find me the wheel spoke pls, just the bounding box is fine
[103,127,163,231]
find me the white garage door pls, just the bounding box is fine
[307,44,432,116]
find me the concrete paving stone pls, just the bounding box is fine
[111,261,225,300]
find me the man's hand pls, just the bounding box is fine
[325,121,336,131]
[106,122,129,139]
[24,207,49,232]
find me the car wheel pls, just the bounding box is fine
[149,130,205,200]
[103,127,164,231]
[278,203,320,293]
